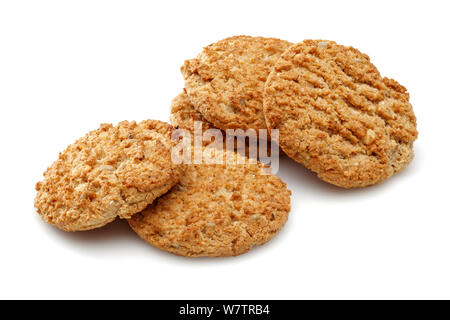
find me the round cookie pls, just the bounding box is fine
[128,148,291,257]
[264,40,418,188]
[170,90,217,134]
[35,120,183,231]
[170,91,228,153]
[170,91,275,160]
[181,35,292,131]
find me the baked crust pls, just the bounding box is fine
[181,35,291,131]
[264,40,418,188]
[35,120,183,231]
[170,90,217,133]
[129,148,291,257]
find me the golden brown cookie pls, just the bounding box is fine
[170,91,275,160]
[264,40,418,188]
[170,90,217,134]
[128,147,291,257]
[181,35,291,131]
[35,120,183,231]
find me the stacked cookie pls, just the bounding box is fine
[35,122,291,257]
[129,148,290,257]
[35,121,183,231]
[35,35,418,257]
[177,36,418,188]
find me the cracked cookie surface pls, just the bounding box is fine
[170,91,275,160]
[170,90,217,135]
[128,148,291,257]
[35,120,183,231]
[264,40,418,188]
[181,35,291,131]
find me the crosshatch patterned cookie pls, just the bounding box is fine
[181,35,292,131]
[35,120,184,231]
[264,40,418,188]
[129,147,291,257]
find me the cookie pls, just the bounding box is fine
[170,91,275,160]
[170,90,217,135]
[181,35,291,131]
[35,120,183,231]
[128,147,291,257]
[264,40,418,188]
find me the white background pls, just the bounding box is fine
[0,0,449,300]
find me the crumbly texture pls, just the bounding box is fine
[263,40,418,188]
[170,90,217,134]
[181,35,291,131]
[129,148,291,257]
[35,120,183,231]
[170,91,275,160]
